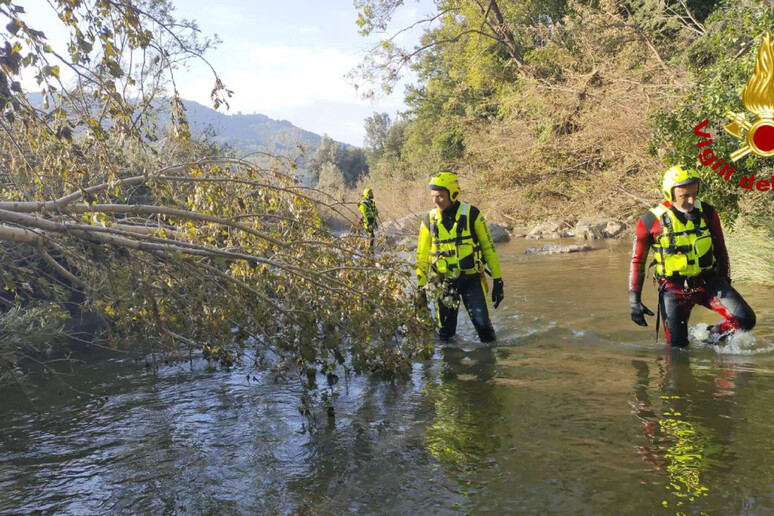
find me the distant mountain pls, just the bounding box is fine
[26,93,333,156]
[181,99,324,155]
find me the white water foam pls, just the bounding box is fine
[690,323,774,355]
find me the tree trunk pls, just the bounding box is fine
[487,0,526,70]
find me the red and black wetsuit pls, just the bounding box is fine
[629,201,756,347]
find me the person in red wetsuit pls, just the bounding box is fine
[628,166,756,347]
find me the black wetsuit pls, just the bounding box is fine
[437,273,496,342]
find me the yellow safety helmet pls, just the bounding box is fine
[662,165,700,202]
[363,187,373,199]
[428,171,460,202]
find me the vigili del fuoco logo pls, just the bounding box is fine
[694,32,774,192]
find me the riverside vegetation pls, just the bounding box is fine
[336,0,774,285]
[0,0,433,397]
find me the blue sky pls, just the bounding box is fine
[176,0,408,146]
[24,0,432,146]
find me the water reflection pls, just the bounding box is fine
[424,346,502,491]
[631,351,738,511]
[439,346,498,382]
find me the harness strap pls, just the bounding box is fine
[455,203,469,249]
[435,235,475,244]
[655,283,665,343]
[429,203,483,276]
[660,244,693,254]
[662,212,677,251]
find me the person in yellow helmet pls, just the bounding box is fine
[358,187,379,250]
[416,172,504,343]
[629,165,755,347]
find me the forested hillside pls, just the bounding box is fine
[351,0,774,282]
[179,100,369,188]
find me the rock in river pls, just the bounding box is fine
[524,244,593,256]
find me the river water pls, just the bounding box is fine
[2,238,774,514]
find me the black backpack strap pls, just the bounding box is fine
[455,214,466,248]
[661,211,676,248]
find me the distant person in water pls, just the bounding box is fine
[628,165,755,347]
[415,171,504,343]
[358,187,379,250]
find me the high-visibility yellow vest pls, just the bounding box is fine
[359,199,378,229]
[651,201,715,279]
[428,202,482,278]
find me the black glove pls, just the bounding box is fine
[492,278,504,309]
[415,289,428,310]
[629,291,654,327]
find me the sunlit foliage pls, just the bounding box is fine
[0,0,433,387]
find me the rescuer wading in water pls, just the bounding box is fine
[629,166,756,347]
[416,172,504,342]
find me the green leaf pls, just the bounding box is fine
[42,65,60,78]
[78,39,93,54]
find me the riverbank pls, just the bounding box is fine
[324,180,774,287]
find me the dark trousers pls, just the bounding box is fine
[366,228,375,250]
[659,275,756,347]
[436,274,496,343]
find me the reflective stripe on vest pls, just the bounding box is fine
[428,202,482,278]
[650,200,715,279]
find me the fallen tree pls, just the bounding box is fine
[0,0,432,388]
